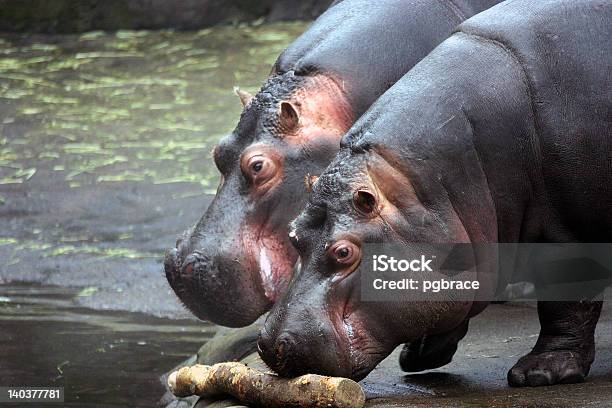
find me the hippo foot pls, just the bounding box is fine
[399,320,469,372]
[399,340,457,372]
[508,300,602,387]
[507,349,592,387]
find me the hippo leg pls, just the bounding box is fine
[399,319,469,372]
[508,300,602,387]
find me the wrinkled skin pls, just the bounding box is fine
[165,74,352,327]
[258,150,494,379]
[260,0,611,385]
[164,0,504,327]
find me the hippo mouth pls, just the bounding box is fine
[251,233,297,303]
[338,289,389,380]
[164,226,297,327]
[341,312,380,380]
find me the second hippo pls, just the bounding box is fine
[259,0,612,387]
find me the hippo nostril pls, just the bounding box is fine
[276,338,288,361]
[257,330,297,375]
[274,334,296,369]
[183,253,195,264]
[180,257,197,277]
[180,252,212,278]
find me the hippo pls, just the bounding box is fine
[164,0,503,328]
[258,0,612,387]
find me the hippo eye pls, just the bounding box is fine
[329,240,360,266]
[353,189,377,215]
[337,247,350,259]
[242,154,277,188]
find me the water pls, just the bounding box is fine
[0,24,306,406]
[0,24,306,317]
[0,283,211,407]
[0,24,306,190]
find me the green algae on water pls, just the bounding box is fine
[0,23,306,191]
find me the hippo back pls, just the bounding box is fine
[457,0,611,139]
[274,0,503,115]
[456,0,612,240]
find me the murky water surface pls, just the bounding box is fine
[0,283,211,407]
[0,25,305,406]
[0,24,305,190]
[0,24,305,315]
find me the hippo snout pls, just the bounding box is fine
[164,234,272,327]
[164,239,205,283]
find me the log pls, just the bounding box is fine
[167,362,366,408]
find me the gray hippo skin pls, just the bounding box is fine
[164,0,503,328]
[259,0,612,387]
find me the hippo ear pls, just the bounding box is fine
[353,189,377,215]
[234,87,254,108]
[279,101,299,132]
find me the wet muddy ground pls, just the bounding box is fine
[1,26,611,408]
[362,298,612,407]
[2,283,611,407]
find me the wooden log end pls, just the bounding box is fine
[331,377,366,408]
[167,370,178,394]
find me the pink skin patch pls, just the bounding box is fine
[242,227,298,303]
[285,74,354,145]
[235,75,354,303]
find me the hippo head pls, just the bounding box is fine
[164,71,353,327]
[258,145,498,379]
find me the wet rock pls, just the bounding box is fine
[0,0,334,33]
[196,319,262,365]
